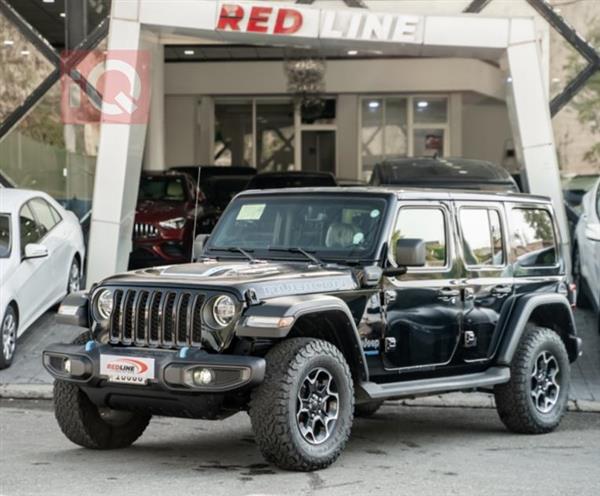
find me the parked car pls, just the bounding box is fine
[562,173,599,212]
[573,177,600,311]
[129,172,204,269]
[45,187,579,471]
[170,165,257,188]
[0,189,85,369]
[169,165,257,234]
[370,157,520,192]
[246,171,337,189]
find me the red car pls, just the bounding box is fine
[129,172,203,269]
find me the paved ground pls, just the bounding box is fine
[0,400,598,496]
[1,308,599,402]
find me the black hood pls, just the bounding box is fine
[102,260,359,300]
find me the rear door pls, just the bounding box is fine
[382,201,463,370]
[455,202,513,362]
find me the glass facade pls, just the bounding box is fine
[360,95,448,179]
[256,100,295,172]
[214,99,253,167]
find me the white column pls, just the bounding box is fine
[142,32,165,171]
[86,14,148,286]
[197,96,215,165]
[507,29,570,271]
[337,94,360,180]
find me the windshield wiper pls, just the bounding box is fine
[214,246,256,262]
[268,247,324,266]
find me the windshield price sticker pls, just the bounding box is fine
[237,204,266,221]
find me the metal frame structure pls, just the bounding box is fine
[0,0,108,141]
[463,0,600,116]
[85,0,570,285]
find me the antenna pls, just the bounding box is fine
[191,165,201,263]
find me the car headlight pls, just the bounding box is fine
[95,289,114,321]
[159,217,186,230]
[212,295,237,327]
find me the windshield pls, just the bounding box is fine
[208,195,388,261]
[139,176,188,202]
[0,214,10,258]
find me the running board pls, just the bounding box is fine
[358,367,511,401]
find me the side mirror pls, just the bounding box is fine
[192,234,210,261]
[23,243,48,260]
[383,238,426,277]
[585,223,600,242]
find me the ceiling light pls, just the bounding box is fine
[3,40,14,46]
[417,101,429,108]
[347,50,358,56]
[368,101,380,109]
[184,49,195,55]
[21,50,30,55]
[60,12,66,18]
[507,77,513,83]
[43,0,55,3]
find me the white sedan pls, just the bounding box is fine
[574,177,600,313]
[0,189,85,368]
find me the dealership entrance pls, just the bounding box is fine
[86,0,569,284]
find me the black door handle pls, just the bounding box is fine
[491,285,512,296]
[438,287,460,299]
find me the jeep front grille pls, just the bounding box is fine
[109,288,205,348]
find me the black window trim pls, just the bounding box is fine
[388,201,452,273]
[456,203,507,271]
[0,212,12,259]
[509,204,560,270]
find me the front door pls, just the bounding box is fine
[455,202,513,362]
[383,202,463,370]
[301,130,336,174]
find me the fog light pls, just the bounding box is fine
[63,358,72,374]
[192,368,214,386]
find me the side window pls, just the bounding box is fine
[29,198,58,235]
[459,208,504,266]
[510,208,557,267]
[19,203,42,254]
[392,207,447,268]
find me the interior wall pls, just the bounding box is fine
[462,99,513,170]
[165,58,505,100]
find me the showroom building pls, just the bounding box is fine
[0,0,599,283]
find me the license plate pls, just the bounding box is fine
[100,354,155,385]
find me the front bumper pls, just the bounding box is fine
[43,342,265,394]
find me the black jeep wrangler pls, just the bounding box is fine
[44,188,581,471]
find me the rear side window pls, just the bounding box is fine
[510,208,557,267]
[0,214,10,258]
[459,208,504,266]
[19,203,43,253]
[29,198,60,235]
[392,207,447,267]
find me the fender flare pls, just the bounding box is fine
[496,293,580,365]
[236,294,369,381]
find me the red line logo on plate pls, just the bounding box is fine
[106,358,149,374]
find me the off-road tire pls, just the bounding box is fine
[53,331,151,449]
[355,400,384,418]
[249,338,354,471]
[494,325,570,434]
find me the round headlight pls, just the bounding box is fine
[212,295,237,327]
[96,289,114,320]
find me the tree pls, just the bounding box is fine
[565,20,600,163]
